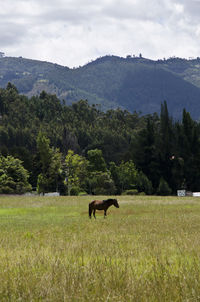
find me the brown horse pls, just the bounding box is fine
[89,198,119,219]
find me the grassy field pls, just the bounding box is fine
[0,195,200,301]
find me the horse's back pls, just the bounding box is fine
[89,200,99,209]
[90,199,107,210]
[90,200,102,205]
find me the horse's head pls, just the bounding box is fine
[113,199,119,208]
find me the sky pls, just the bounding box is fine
[1,0,200,68]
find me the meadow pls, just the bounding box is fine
[0,195,200,301]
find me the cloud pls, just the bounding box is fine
[0,22,28,46]
[1,0,200,67]
[178,0,200,21]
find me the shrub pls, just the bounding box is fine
[70,186,81,196]
[78,191,88,196]
[0,155,31,194]
[122,189,139,195]
[86,171,116,195]
[136,171,153,195]
[139,192,146,196]
[157,178,172,196]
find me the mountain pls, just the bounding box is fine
[1,55,200,119]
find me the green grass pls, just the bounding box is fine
[0,195,200,301]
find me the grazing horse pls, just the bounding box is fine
[89,198,119,219]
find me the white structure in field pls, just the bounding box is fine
[177,190,200,197]
[177,190,186,197]
[193,192,200,197]
[44,192,60,196]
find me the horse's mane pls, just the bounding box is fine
[104,198,115,202]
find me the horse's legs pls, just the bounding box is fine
[104,210,107,218]
[89,204,92,218]
[93,209,96,219]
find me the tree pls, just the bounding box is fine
[86,149,116,195]
[136,171,153,195]
[6,82,18,93]
[36,132,62,194]
[85,171,116,195]
[65,150,88,195]
[37,131,52,174]
[179,109,200,191]
[132,115,160,190]
[87,149,107,172]
[0,155,31,194]
[118,160,138,192]
[110,160,138,194]
[158,101,174,186]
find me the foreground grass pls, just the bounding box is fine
[0,195,200,301]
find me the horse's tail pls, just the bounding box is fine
[89,203,92,218]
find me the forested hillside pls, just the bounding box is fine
[1,84,200,195]
[1,55,200,119]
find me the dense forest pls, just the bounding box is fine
[0,83,200,195]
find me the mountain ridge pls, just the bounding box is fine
[1,55,200,118]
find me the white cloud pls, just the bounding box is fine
[1,0,200,67]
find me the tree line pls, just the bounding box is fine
[0,83,200,195]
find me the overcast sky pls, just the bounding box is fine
[1,0,200,68]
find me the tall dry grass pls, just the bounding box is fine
[0,195,200,301]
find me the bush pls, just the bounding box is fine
[139,192,146,196]
[86,171,116,195]
[78,191,88,196]
[157,178,172,196]
[70,186,81,196]
[122,189,139,195]
[136,171,153,195]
